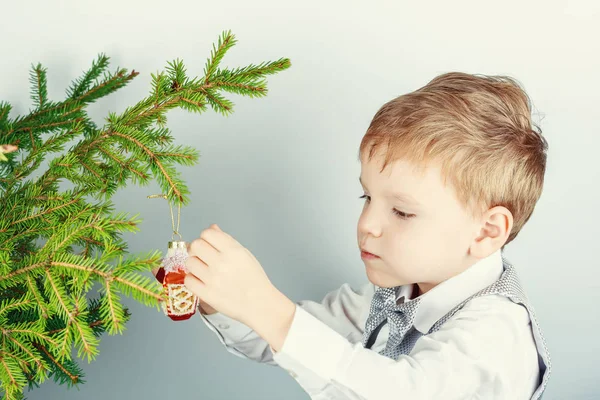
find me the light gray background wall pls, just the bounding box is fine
[1,0,598,399]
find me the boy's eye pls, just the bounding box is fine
[392,209,412,219]
[358,194,414,220]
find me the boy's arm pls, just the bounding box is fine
[154,265,373,366]
[199,281,374,366]
[271,295,540,399]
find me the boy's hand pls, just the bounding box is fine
[184,224,296,352]
[151,266,218,315]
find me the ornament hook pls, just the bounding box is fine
[147,187,182,240]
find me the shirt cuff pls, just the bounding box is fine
[199,311,255,345]
[272,305,355,381]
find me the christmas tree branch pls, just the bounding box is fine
[0,259,164,307]
[30,64,48,108]
[25,276,49,319]
[0,29,291,399]
[54,322,72,362]
[32,342,78,384]
[0,356,23,396]
[5,323,58,357]
[8,198,80,228]
[43,269,74,322]
[17,66,135,128]
[6,336,47,380]
[111,128,180,185]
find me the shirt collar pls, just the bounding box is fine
[396,249,504,334]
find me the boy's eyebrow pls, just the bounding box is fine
[359,176,421,206]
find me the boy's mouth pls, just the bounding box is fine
[360,249,380,259]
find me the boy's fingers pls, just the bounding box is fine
[187,225,222,254]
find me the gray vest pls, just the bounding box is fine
[386,255,551,399]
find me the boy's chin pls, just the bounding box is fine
[365,267,403,288]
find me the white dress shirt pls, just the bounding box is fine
[200,250,541,399]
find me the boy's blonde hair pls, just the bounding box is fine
[359,72,548,246]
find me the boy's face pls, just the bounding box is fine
[357,151,480,293]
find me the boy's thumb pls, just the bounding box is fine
[212,224,222,232]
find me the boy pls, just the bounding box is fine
[154,72,551,399]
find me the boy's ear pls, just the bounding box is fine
[470,206,512,258]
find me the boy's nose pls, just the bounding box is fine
[358,216,383,238]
